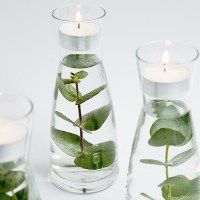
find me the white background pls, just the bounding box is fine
[1,0,200,199]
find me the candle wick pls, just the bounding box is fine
[163,63,167,72]
[78,23,80,29]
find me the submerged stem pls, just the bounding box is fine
[75,82,84,153]
[165,144,171,199]
[165,144,169,179]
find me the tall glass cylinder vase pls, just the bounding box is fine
[127,41,200,200]
[50,4,118,194]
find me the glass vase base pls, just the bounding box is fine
[50,167,119,194]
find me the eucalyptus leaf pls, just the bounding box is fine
[74,71,88,79]
[0,193,11,200]
[168,148,195,167]
[74,141,116,170]
[0,159,22,175]
[0,171,25,193]
[75,104,111,131]
[140,159,165,166]
[159,175,191,199]
[140,193,155,200]
[145,100,184,118]
[51,128,93,157]
[62,54,100,69]
[15,187,28,200]
[63,78,80,84]
[76,85,107,105]
[58,78,81,102]
[55,111,92,134]
[149,113,192,147]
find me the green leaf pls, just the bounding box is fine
[145,100,182,118]
[159,175,191,199]
[0,159,22,175]
[149,113,192,147]
[0,193,11,200]
[58,77,81,102]
[75,104,111,131]
[15,187,28,200]
[140,159,165,166]
[76,85,107,105]
[51,128,93,157]
[55,111,92,134]
[74,141,116,170]
[168,148,195,167]
[140,193,155,200]
[63,78,80,84]
[74,71,88,79]
[62,54,100,69]
[0,171,25,193]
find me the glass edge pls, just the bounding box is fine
[135,40,200,66]
[51,4,106,22]
[0,91,34,124]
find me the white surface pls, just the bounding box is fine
[1,0,200,199]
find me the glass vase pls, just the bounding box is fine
[127,41,200,200]
[50,4,118,194]
[0,92,41,200]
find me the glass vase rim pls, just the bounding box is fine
[52,4,106,22]
[135,40,199,66]
[0,91,33,124]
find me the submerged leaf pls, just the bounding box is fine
[62,54,100,69]
[76,85,107,105]
[74,71,88,79]
[0,159,22,175]
[159,175,191,199]
[55,111,91,134]
[74,141,116,170]
[145,100,182,118]
[63,78,80,84]
[51,128,93,157]
[0,171,25,193]
[140,159,165,166]
[168,148,195,167]
[149,113,192,147]
[75,104,111,131]
[58,78,81,102]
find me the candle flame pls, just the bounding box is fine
[76,11,82,22]
[162,50,169,71]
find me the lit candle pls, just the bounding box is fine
[0,121,27,162]
[59,9,101,51]
[142,51,190,99]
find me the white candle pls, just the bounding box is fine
[59,10,101,51]
[142,51,190,99]
[0,121,27,162]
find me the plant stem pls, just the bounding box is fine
[75,82,84,153]
[165,144,170,179]
[165,144,171,199]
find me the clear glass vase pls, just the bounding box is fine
[127,41,200,200]
[0,92,41,200]
[50,4,118,194]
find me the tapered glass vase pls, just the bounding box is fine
[50,4,118,194]
[127,41,200,200]
[0,92,41,200]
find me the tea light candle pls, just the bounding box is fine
[59,10,101,51]
[0,121,27,162]
[142,51,190,99]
